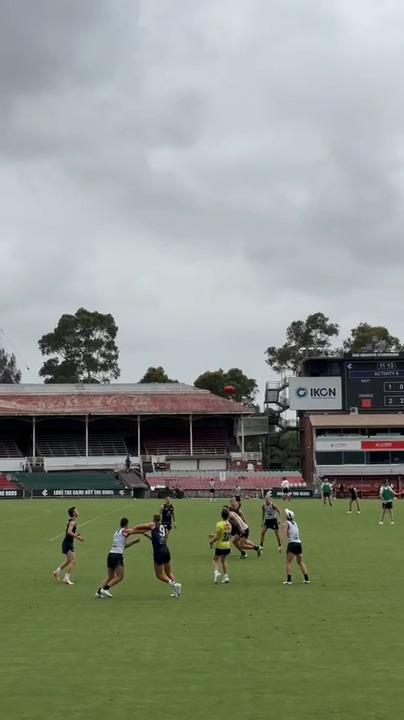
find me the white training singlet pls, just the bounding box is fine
[264,502,276,520]
[110,528,128,554]
[281,479,290,489]
[287,520,301,543]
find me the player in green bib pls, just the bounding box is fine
[379,481,397,525]
[321,479,332,506]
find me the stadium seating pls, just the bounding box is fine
[13,472,124,491]
[146,470,303,492]
[0,436,23,458]
[0,473,19,490]
[35,434,128,457]
[143,428,231,456]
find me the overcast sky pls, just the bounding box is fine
[2,1,404,397]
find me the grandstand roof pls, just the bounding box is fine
[0,383,251,417]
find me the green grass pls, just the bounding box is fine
[1,497,404,719]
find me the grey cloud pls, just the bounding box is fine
[2,1,404,391]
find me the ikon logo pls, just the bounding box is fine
[296,387,337,398]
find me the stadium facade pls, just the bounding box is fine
[293,354,404,493]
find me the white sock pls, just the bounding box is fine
[55,567,61,573]
[169,579,175,586]
[64,573,70,580]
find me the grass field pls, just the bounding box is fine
[1,497,404,720]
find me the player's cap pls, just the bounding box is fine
[285,508,294,520]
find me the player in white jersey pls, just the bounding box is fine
[282,509,310,585]
[281,478,291,501]
[95,517,140,598]
[260,494,282,551]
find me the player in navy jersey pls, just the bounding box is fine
[52,507,84,585]
[132,514,182,598]
[160,497,176,535]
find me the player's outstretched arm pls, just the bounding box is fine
[125,538,141,548]
[132,522,154,534]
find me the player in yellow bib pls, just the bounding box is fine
[209,507,232,584]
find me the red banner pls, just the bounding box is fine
[361,440,404,450]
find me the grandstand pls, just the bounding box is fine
[146,470,304,496]
[0,473,19,490]
[0,384,255,488]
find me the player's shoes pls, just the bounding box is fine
[277,545,282,553]
[63,578,74,585]
[357,511,361,514]
[283,581,292,585]
[172,582,182,598]
[347,511,352,514]
[214,572,221,584]
[239,552,247,559]
[100,588,113,598]
[52,570,60,583]
[391,522,395,525]
[257,546,263,558]
[222,576,230,584]
[95,591,102,599]
[378,521,384,525]
[303,579,311,584]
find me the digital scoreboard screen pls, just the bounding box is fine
[345,359,404,411]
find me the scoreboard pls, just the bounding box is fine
[345,359,404,411]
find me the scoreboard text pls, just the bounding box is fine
[345,359,404,411]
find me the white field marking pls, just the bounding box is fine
[0,508,52,524]
[48,503,134,541]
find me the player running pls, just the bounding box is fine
[133,514,182,598]
[209,507,232,584]
[95,517,140,599]
[281,477,291,501]
[347,485,360,514]
[379,480,397,525]
[321,479,333,506]
[53,507,84,585]
[227,503,262,558]
[160,497,176,535]
[260,493,282,551]
[282,509,310,586]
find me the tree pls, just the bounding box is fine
[38,308,120,383]
[139,366,178,383]
[343,323,401,353]
[269,430,299,470]
[266,312,340,373]
[194,368,258,406]
[0,347,22,383]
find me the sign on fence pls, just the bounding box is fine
[0,489,24,498]
[271,488,312,498]
[31,488,131,498]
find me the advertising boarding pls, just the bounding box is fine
[288,377,342,411]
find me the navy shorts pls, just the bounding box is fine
[107,552,124,570]
[62,541,74,555]
[287,542,302,556]
[214,548,230,557]
[154,551,171,566]
[264,518,279,531]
